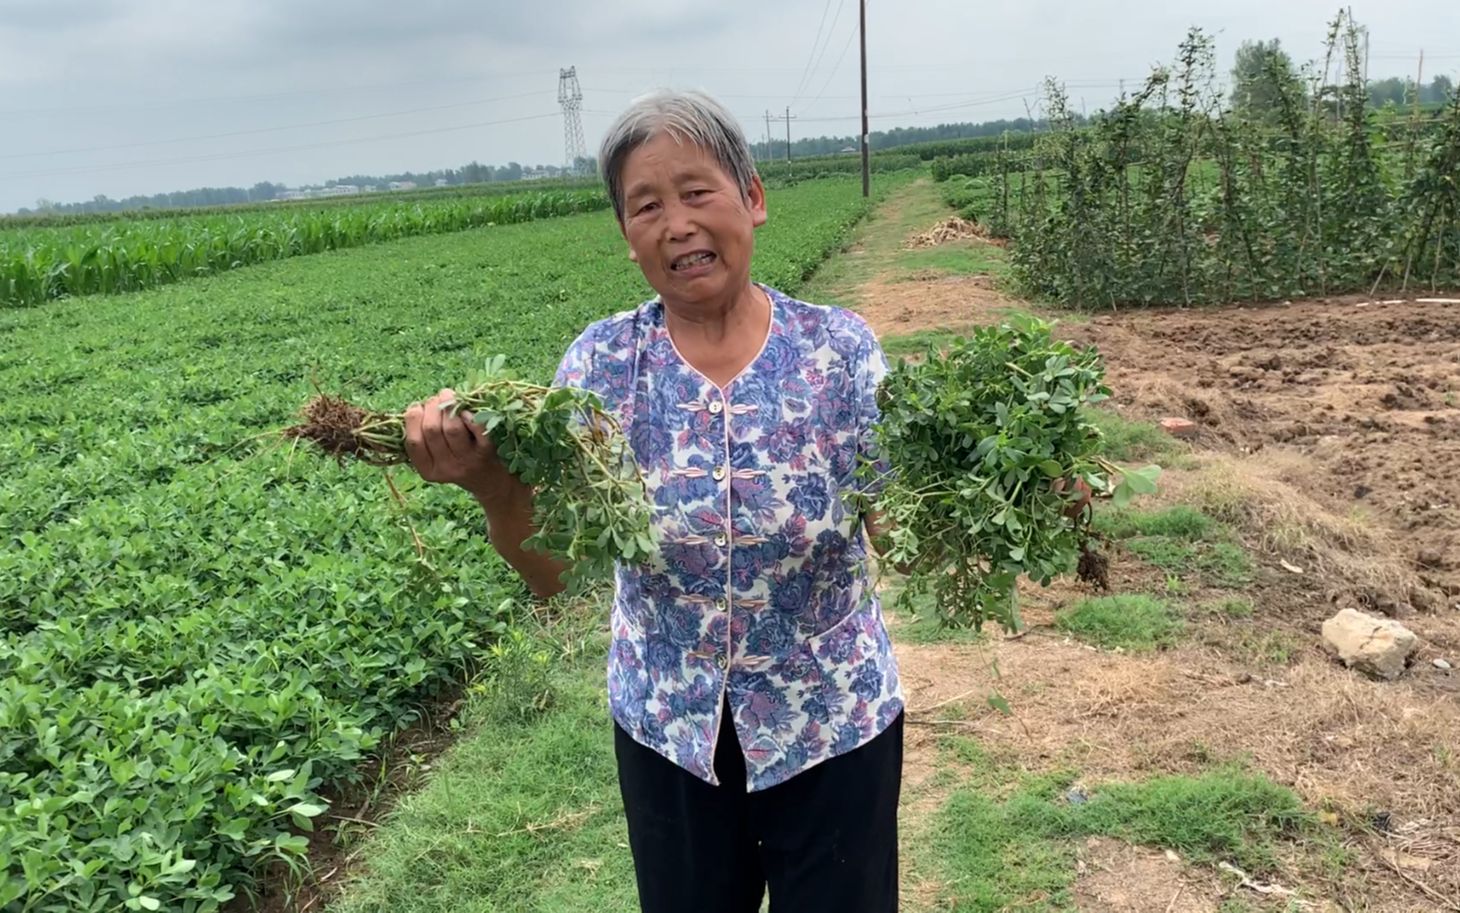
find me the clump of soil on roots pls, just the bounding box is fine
[1077,540,1111,590]
[283,395,401,466]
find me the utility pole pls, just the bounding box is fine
[1416,49,1425,117]
[764,110,773,163]
[859,0,869,197]
[784,106,794,164]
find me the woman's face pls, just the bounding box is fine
[617,132,767,310]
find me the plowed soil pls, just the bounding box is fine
[1066,297,1460,602]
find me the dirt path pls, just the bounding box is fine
[824,180,1460,913]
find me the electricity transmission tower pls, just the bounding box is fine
[558,67,587,173]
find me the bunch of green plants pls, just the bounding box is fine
[287,356,654,592]
[861,317,1158,630]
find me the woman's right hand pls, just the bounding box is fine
[404,389,526,505]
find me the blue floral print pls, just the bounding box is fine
[553,284,903,791]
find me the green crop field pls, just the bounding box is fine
[0,175,889,912]
[0,188,611,309]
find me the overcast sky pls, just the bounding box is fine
[1,0,1456,213]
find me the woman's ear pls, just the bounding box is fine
[748,175,768,228]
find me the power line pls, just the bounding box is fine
[788,0,838,105]
[791,0,847,109]
[0,90,556,160]
[797,11,862,116]
[1,112,561,181]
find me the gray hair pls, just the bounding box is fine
[598,89,758,224]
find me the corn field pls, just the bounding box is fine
[0,189,609,308]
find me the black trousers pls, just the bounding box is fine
[614,705,903,913]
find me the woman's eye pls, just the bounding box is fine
[686,189,709,199]
[636,201,659,215]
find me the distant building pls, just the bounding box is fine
[277,185,363,201]
[435,178,449,187]
[388,181,417,191]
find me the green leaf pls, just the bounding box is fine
[287,802,328,818]
[1123,464,1162,495]
[987,692,1013,716]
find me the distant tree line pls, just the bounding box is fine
[19,158,598,216]
[1229,38,1455,123]
[1368,74,1455,108]
[747,118,1067,161]
[21,118,1061,216]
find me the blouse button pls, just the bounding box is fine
[715,597,728,612]
[714,533,728,548]
[716,654,728,670]
[712,465,727,481]
[708,400,724,415]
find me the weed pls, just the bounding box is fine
[1215,597,1256,619]
[1085,408,1182,464]
[1096,505,1254,589]
[1056,595,1184,651]
[1096,504,1215,540]
[922,764,1310,911]
[1233,629,1302,667]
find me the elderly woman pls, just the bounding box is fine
[403,90,903,913]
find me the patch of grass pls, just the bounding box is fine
[1095,505,1255,590]
[1086,407,1181,464]
[894,243,1011,281]
[925,790,1079,911]
[939,734,996,770]
[881,307,1062,362]
[1096,504,1215,540]
[920,763,1311,911]
[882,327,967,360]
[330,627,639,913]
[1055,594,1184,651]
[1197,541,1256,588]
[1231,629,1302,667]
[1060,770,1309,871]
[1213,596,1256,619]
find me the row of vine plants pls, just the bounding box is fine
[973,12,1460,307]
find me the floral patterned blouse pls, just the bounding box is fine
[553,283,904,791]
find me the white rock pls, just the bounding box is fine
[1435,659,1453,671]
[1321,609,1418,680]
